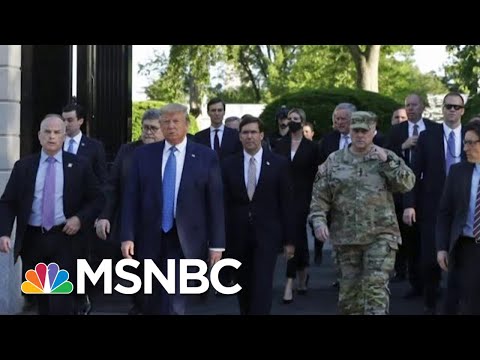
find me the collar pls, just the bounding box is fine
[165,136,187,154]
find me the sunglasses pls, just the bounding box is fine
[444,104,464,111]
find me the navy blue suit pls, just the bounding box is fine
[121,139,225,259]
[121,138,225,314]
[75,135,108,184]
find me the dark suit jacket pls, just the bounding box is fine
[436,161,474,253]
[98,140,143,242]
[385,118,436,167]
[222,150,294,256]
[404,123,466,223]
[385,119,436,211]
[319,130,385,165]
[75,134,108,184]
[194,126,242,160]
[274,137,321,217]
[0,151,103,261]
[121,139,226,261]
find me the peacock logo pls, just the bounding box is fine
[21,262,74,294]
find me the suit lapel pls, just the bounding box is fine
[437,126,447,175]
[62,152,74,212]
[157,141,166,206]
[253,151,272,200]
[463,163,474,209]
[178,140,194,203]
[237,153,249,201]
[26,154,41,208]
[402,122,411,163]
[76,135,87,156]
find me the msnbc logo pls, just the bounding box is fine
[21,262,74,294]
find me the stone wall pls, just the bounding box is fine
[0,45,23,314]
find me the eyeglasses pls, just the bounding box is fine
[444,104,464,111]
[463,140,480,146]
[142,125,160,133]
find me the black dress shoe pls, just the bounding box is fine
[282,297,293,304]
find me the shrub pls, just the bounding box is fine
[464,94,480,123]
[132,101,199,141]
[259,88,402,139]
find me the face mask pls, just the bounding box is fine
[288,121,302,133]
[279,124,288,129]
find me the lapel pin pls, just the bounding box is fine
[68,163,73,168]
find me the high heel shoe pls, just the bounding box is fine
[297,275,310,295]
[282,296,294,304]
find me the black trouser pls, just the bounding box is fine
[400,220,423,292]
[22,225,78,315]
[142,225,186,315]
[454,236,480,314]
[234,224,277,315]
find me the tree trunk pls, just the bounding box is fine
[347,45,381,92]
[187,74,201,117]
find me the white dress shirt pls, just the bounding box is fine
[209,125,225,150]
[243,147,263,189]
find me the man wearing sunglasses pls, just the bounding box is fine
[403,92,466,315]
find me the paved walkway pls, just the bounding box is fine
[87,249,428,315]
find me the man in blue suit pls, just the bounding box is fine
[121,103,225,315]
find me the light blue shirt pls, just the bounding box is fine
[28,150,66,226]
[64,131,83,154]
[463,164,480,237]
[443,123,462,166]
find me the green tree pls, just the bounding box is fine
[139,45,224,116]
[140,45,446,107]
[444,45,480,95]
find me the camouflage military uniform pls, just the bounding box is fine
[309,142,415,315]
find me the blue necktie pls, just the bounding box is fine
[67,138,75,154]
[162,146,177,232]
[42,157,56,230]
[446,131,456,175]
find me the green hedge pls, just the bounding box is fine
[259,88,402,139]
[132,101,200,141]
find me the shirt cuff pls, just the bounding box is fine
[209,248,225,252]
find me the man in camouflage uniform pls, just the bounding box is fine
[309,111,415,315]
